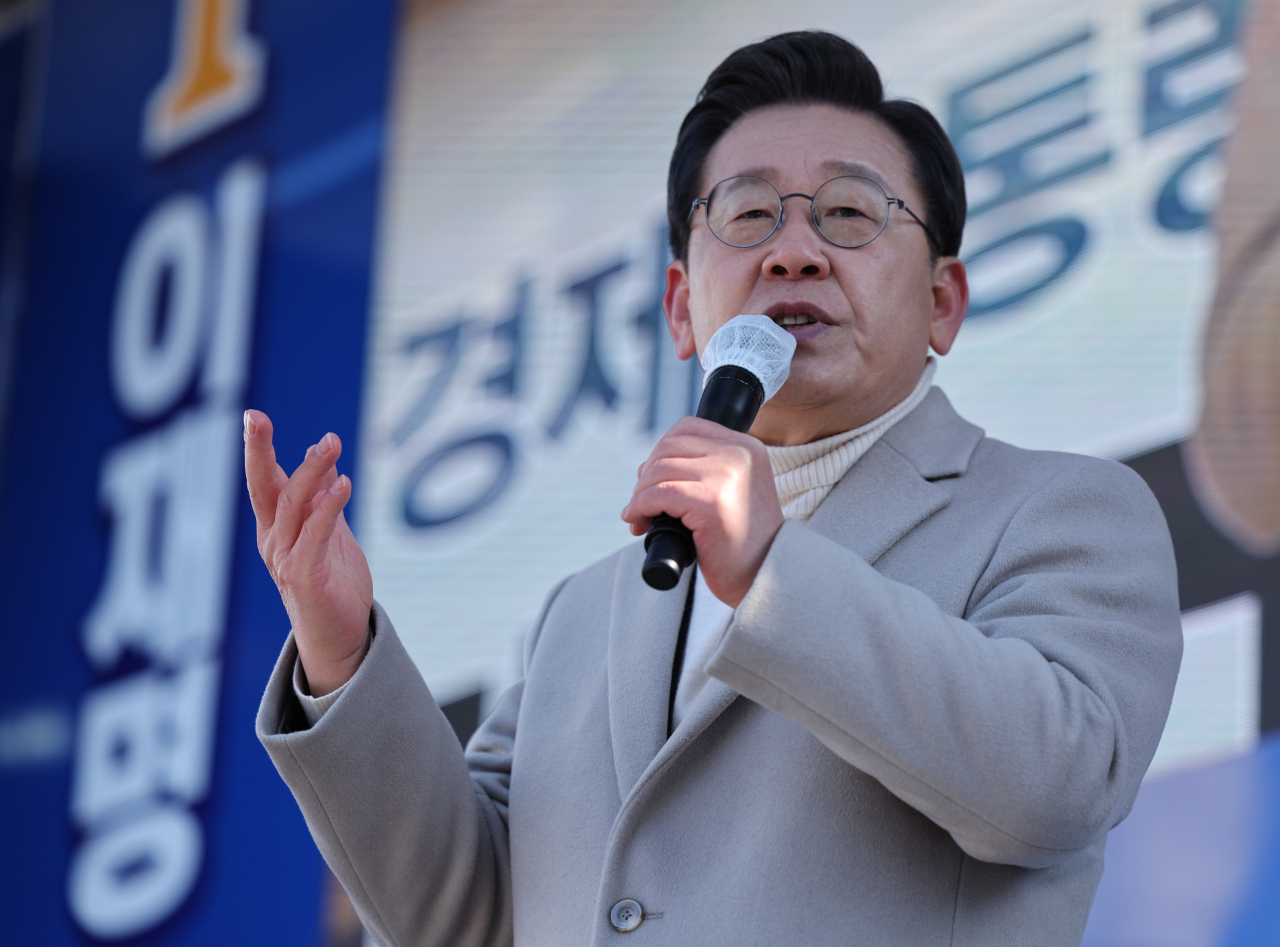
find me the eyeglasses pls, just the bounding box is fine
[689,175,937,253]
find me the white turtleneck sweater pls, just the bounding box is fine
[297,361,939,731]
[670,359,937,731]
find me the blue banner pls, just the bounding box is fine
[0,0,395,942]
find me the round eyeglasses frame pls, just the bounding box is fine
[689,174,939,254]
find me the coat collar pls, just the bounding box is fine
[605,386,984,802]
[879,387,984,481]
[606,549,740,804]
[607,549,692,801]
[806,387,984,562]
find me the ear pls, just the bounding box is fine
[928,256,969,356]
[663,258,698,360]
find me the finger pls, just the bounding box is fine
[626,444,745,530]
[274,432,343,552]
[620,498,655,534]
[622,478,713,529]
[625,456,704,525]
[622,481,700,533]
[637,436,760,495]
[637,433,730,480]
[631,455,711,498]
[666,415,749,441]
[244,410,289,532]
[637,417,746,478]
[307,477,340,523]
[293,473,351,573]
[622,477,707,534]
[311,466,339,506]
[643,425,760,466]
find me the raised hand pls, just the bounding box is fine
[244,409,373,696]
[621,416,784,609]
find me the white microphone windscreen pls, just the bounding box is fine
[699,315,797,403]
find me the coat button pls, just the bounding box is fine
[610,898,644,932]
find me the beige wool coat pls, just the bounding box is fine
[257,388,1183,947]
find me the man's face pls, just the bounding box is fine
[664,103,967,445]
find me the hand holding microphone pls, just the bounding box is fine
[633,315,796,592]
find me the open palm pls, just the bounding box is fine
[244,410,373,696]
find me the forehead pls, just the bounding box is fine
[702,103,919,204]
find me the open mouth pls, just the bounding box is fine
[772,313,818,327]
[762,304,824,335]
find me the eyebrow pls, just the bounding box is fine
[818,160,893,193]
[728,160,897,195]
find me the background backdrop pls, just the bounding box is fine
[0,0,1277,944]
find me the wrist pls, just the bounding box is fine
[296,615,373,697]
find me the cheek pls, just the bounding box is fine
[885,276,936,349]
[866,247,932,307]
[696,252,753,298]
[836,257,933,349]
[688,253,757,336]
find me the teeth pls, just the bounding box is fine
[773,314,817,326]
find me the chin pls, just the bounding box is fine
[767,382,837,412]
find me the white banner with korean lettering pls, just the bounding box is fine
[364,0,1242,708]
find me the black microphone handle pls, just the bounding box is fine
[641,366,765,591]
[693,365,767,429]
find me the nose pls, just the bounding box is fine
[760,199,831,281]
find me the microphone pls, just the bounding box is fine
[641,315,797,591]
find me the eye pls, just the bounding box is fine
[738,208,770,220]
[827,205,865,219]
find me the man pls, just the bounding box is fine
[248,32,1181,946]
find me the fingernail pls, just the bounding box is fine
[319,432,337,454]
[243,411,256,436]
[330,475,347,495]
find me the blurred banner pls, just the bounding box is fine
[366,0,1278,769]
[0,0,395,943]
[0,0,1277,944]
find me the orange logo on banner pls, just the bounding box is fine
[144,0,266,158]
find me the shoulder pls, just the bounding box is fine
[889,386,1162,516]
[972,437,1160,512]
[957,439,1176,606]
[899,402,1179,631]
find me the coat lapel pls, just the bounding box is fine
[605,388,985,803]
[607,549,692,801]
[637,675,738,795]
[806,388,983,563]
[806,445,948,563]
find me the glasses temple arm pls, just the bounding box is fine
[893,198,943,257]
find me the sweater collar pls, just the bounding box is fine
[764,360,938,521]
[766,358,937,477]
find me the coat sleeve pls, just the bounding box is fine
[256,580,567,947]
[706,457,1183,869]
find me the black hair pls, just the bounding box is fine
[667,31,965,263]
